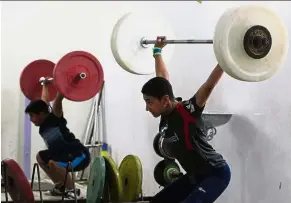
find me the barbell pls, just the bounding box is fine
[111,4,289,82]
[19,51,104,102]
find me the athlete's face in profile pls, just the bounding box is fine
[143,94,171,117]
[28,112,46,126]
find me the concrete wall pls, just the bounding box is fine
[2,1,291,201]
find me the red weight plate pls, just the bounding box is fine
[2,159,35,203]
[20,59,57,101]
[53,51,104,101]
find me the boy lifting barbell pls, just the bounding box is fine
[142,36,231,203]
[24,77,91,197]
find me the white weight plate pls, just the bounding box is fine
[111,12,175,75]
[213,6,242,81]
[213,5,289,82]
[111,13,136,74]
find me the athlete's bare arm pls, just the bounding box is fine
[52,93,64,117]
[40,78,64,117]
[194,64,224,108]
[41,84,50,105]
[153,36,223,107]
[153,36,169,80]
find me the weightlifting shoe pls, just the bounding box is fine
[50,184,65,196]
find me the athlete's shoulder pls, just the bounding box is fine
[182,99,196,114]
[175,96,195,111]
[50,112,67,122]
[180,96,204,117]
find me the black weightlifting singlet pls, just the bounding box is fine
[159,96,226,177]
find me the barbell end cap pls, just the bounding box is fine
[140,37,149,48]
[39,77,46,86]
[79,73,86,79]
[39,77,45,82]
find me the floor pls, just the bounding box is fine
[1,179,150,203]
[1,179,88,202]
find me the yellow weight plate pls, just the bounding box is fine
[119,155,143,201]
[103,155,123,202]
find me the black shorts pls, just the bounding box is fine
[38,148,90,171]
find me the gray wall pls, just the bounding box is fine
[2,1,291,201]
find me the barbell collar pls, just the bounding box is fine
[168,169,182,179]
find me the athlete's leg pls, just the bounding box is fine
[151,174,196,203]
[181,163,231,203]
[36,150,64,184]
[48,160,74,189]
[49,149,91,190]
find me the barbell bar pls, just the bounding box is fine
[141,38,214,47]
[111,5,289,82]
[20,51,104,102]
[141,36,268,46]
[39,72,87,85]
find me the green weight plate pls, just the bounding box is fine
[163,162,180,183]
[86,156,106,203]
[103,155,123,202]
[154,160,168,187]
[119,155,143,201]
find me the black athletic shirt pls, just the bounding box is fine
[159,96,226,177]
[39,113,85,156]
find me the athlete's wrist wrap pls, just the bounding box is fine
[153,47,162,56]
